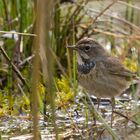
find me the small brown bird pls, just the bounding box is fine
[68,37,139,125]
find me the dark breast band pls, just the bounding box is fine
[77,60,95,74]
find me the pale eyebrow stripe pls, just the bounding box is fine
[77,43,91,47]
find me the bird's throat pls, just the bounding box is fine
[77,59,95,74]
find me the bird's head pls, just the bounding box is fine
[67,37,108,64]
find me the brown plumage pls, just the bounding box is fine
[68,37,139,98]
[68,37,140,126]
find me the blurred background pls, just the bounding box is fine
[0,0,140,139]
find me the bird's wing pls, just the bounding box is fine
[101,57,138,81]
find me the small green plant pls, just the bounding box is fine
[55,75,75,108]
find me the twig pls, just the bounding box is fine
[91,28,140,39]
[79,0,118,40]
[113,110,139,126]
[0,30,36,37]
[19,55,35,66]
[0,46,30,91]
[87,9,140,32]
[93,0,118,24]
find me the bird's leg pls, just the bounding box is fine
[111,97,115,127]
[93,98,100,126]
[93,98,100,127]
[97,98,101,110]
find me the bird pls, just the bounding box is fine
[67,37,140,126]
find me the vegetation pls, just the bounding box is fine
[0,0,140,139]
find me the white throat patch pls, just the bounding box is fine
[77,53,84,65]
[77,52,90,65]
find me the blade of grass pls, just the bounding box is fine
[85,93,120,140]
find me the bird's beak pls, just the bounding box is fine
[67,45,77,50]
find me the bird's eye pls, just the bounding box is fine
[84,46,90,51]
